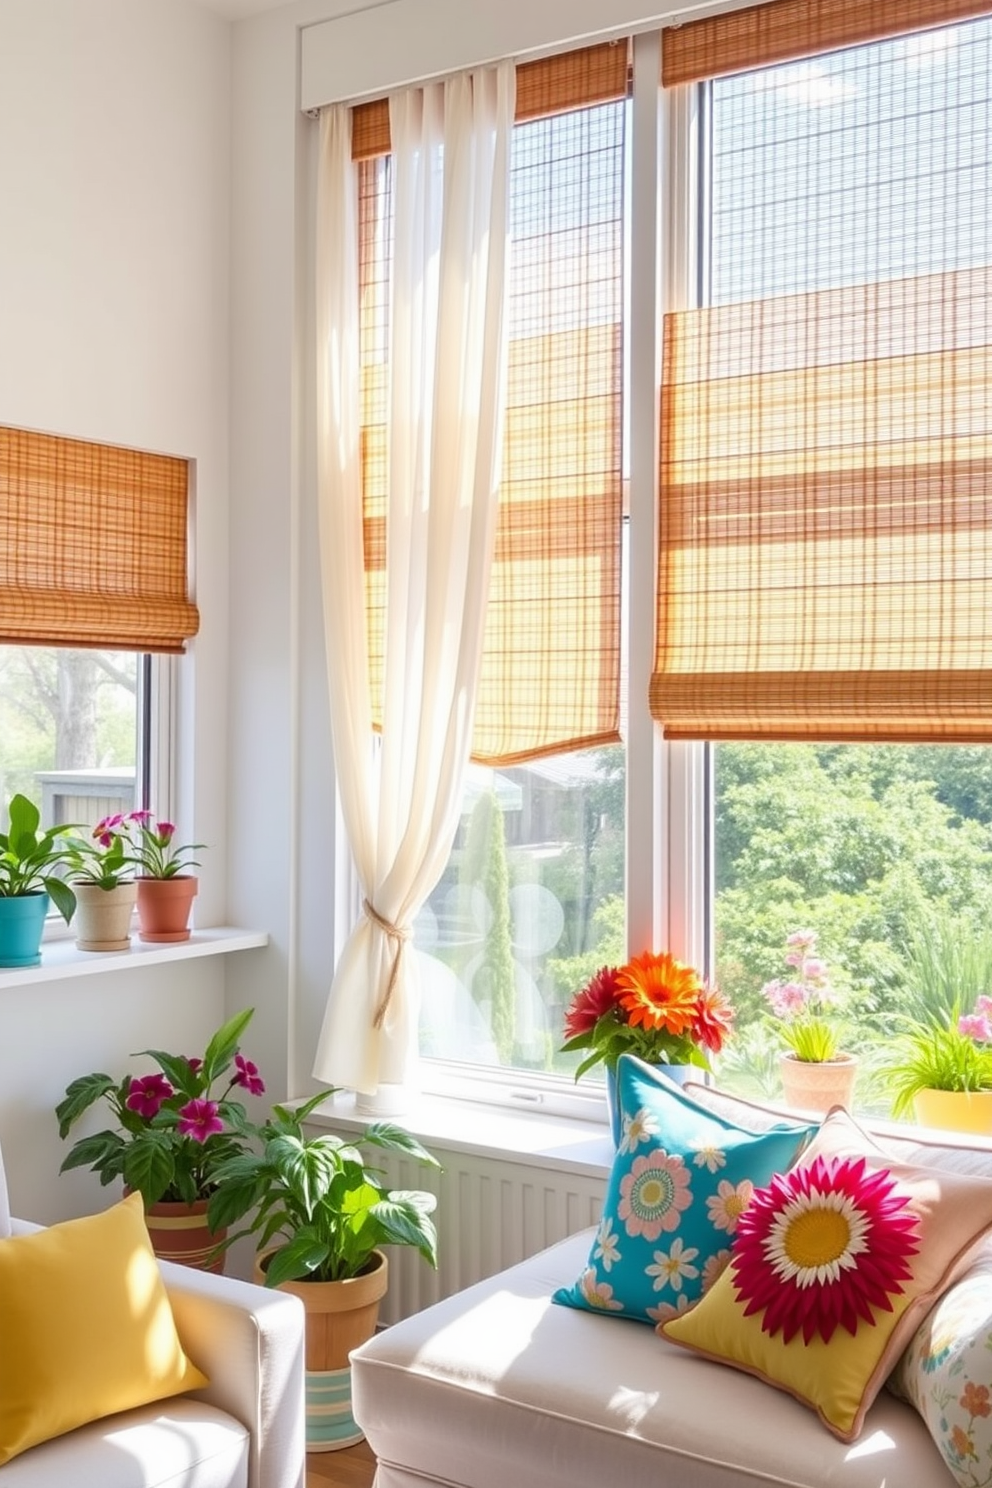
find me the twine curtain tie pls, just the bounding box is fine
[363,898,412,1029]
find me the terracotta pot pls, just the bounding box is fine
[913,1088,992,1135]
[143,1198,226,1273]
[72,881,137,951]
[778,1052,858,1115]
[135,875,198,943]
[255,1247,388,1453]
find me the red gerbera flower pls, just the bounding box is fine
[617,952,701,1036]
[730,1154,920,1344]
[563,965,624,1040]
[691,983,735,1055]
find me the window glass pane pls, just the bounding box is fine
[707,17,992,1119]
[415,745,624,1076]
[0,646,140,830]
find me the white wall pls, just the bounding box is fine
[0,0,238,1221]
[0,0,703,1225]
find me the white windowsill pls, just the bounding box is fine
[0,926,269,990]
[305,1087,616,1181]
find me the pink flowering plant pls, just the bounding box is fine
[55,1008,265,1208]
[762,929,846,1063]
[66,813,135,890]
[886,995,992,1116]
[124,810,204,879]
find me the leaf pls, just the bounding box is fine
[371,1195,439,1268]
[200,1008,256,1084]
[263,1232,331,1287]
[362,1123,443,1169]
[122,1131,175,1207]
[58,1130,125,1177]
[206,1174,265,1232]
[45,876,77,924]
[55,1073,116,1136]
[141,1050,198,1091]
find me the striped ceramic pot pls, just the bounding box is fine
[255,1248,388,1452]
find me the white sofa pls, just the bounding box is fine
[351,1091,992,1488]
[0,1142,306,1488]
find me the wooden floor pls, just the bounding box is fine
[306,1440,377,1488]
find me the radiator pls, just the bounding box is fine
[371,1145,607,1325]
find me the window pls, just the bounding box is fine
[688,14,992,1112]
[0,425,197,904]
[0,645,146,841]
[344,9,992,1117]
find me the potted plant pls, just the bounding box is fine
[0,792,79,967]
[123,810,205,942]
[65,813,137,952]
[54,1007,266,1270]
[559,949,734,1144]
[206,1091,440,1452]
[884,997,992,1134]
[762,929,858,1114]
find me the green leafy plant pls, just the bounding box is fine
[762,929,847,1063]
[0,792,79,923]
[124,810,204,879]
[206,1092,441,1287]
[885,998,992,1117]
[65,814,135,890]
[55,1008,266,1206]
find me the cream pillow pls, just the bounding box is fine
[0,1192,208,1465]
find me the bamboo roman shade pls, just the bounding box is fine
[358,43,627,764]
[661,0,992,85]
[652,6,992,742]
[0,425,198,653]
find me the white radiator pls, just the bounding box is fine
[371,1145,606,1325]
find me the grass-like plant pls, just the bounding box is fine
[885,1005,992,1117]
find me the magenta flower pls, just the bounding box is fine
[177,1098,224,1143]
[233,1053,265,1096]
[128,809,153,825]
[126,1073,174,1119]
[156,821,176,844]
[186,1056,203,1074]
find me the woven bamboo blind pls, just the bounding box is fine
[662,0,992,85]
[653,268,992,741]
[0,425,198,652]
[359,45,627,764]
[352,40,629,160]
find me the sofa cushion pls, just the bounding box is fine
[661,1107,992,1443]
[553,1056,816,1324]
[0,1193,208,1465]
[0,1399,248,1488]
[887,1249,992,1486]
[351,1226,954,1488]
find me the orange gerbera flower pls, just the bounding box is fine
[616,952,701,1036]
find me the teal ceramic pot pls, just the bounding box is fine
[604,1060,697,1146]
[0,893,50,967]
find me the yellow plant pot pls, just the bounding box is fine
[913,1088,992,1135]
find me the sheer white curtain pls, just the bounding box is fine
[313,62,515,1102]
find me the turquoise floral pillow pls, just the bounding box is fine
[888,1255,992,1485]
[553,1054,817,1325]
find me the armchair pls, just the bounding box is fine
[0,1141,305,1488]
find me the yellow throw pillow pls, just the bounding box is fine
[661,1108,992,1443]
[0,1192,208,1465]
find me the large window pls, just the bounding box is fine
[345,13,992,1116]
[703,15,992,1113]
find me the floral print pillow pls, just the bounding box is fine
[552,1054,816,1325]
[888,1256,992,1486]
